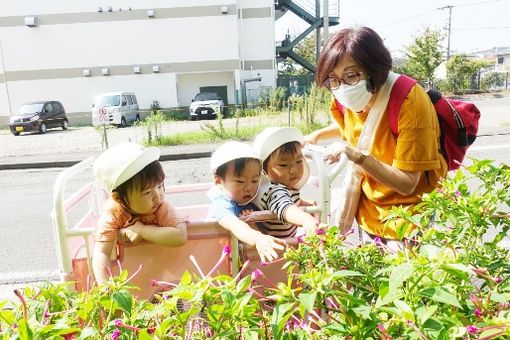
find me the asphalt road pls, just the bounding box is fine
[1,133,509,286]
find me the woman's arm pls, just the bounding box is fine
[303,123,340,144]
[92,240,115,285]
[324,142,420,195]
[126,221,188,247]
[218,215,285,263]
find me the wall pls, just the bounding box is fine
[0,0,276,126]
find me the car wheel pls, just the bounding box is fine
[120,117,127,128]
[62,120,69,130]
[135,114,141,122]
[12,132,20,136]
[39,122,47,134]
[190,116,196,121]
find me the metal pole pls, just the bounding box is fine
[323,0,329,47]
[287,97,291,126]
[506,72,509,90]
[315,0,321,62]
[0,35,13,116]
[438,5,453,60]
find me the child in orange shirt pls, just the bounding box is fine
[92,142,187,284]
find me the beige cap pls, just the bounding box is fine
[210,141,261,175]
[93,142,160,192]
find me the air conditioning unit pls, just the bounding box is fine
[24,16,39,27]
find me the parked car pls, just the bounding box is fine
[92,92,140,127]
[189,92,224,121]
[9,101,68,136]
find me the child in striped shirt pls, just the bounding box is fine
[253,127,319,238]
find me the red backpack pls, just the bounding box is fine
[387,75,480,170]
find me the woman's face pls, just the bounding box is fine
[329,54,367,85]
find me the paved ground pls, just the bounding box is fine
[1,94,509,170]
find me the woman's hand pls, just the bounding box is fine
[255,235,286,263]
[303,131,319,145]
[323,141,349,164]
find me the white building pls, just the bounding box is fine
[0,0,277,126]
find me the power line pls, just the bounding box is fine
[454,26,510,30]
[453,0,502,7]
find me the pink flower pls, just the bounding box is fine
[251,269,262,281]
[316,228,325,235]
[373,237,382,246]
[494,277,503,283]
[111,329,121,340]
[454,190,461,196]
[223,245,231,255]
[466,325,479,334]
[296,236,304,244]
[147,327,155,334]
[473,308,482,317]
[114,319,123,327]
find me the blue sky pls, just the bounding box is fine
[275,0,510,57]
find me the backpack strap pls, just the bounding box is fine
[387,75,418,136]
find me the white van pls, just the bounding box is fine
[92,92,140,127]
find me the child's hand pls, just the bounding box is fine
[239,209,254,217]
[118,224,143,245]
[255,235,286,263]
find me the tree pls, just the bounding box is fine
[278,33,317,76]
[397,27,444,85]
[441,54,493,92]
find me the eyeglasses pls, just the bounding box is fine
[323,71,363,90]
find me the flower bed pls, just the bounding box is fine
[1,160,509,339]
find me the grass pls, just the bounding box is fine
[145,119,327,147]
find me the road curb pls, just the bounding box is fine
[0,151,214,170]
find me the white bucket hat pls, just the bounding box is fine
[210,141,261,175]
[253,127,310,189]
[93,142,161,192]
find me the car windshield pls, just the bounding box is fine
[95,95,120,107]
[195,93,218,101]
[16,103,44,115]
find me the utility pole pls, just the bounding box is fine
[438,5,454,60]
[323,0,329,48]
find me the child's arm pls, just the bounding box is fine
[124,221,187,247]
[218,215,285,263]
[282,204,318,235]
[92,240,115,285]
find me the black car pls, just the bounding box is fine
[9,101,69,136]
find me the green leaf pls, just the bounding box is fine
[353,305,372,320]
[394,299,414,320]
[415,305,438,325]
[236,275,252,294]
[489,291,507,303]
[419,287,461,307]
[138,329,153,340]
[389,263,414,293]
[180,271,192,285]
[0,309,15,325]
[79,327,98,339]
[298,292,316,313]
[440,264,471,281]
[112,289,133,315]
[271,303,295,340]
[17,319,34,340]
[332,270,364,278]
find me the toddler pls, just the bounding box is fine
[207,141,285,263]
[92,142,187,284]
[253,127,319,238]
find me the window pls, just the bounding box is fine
[122,95,128,106]
[497,57,504,64]
[127,95,134,105]
[43,103,54,113]
[131,96,138,105]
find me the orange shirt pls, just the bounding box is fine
[94,200,184,242]
[331,84,447,239]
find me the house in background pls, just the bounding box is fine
[0,0,277,126]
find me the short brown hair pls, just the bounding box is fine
[114,160,165,203]
[263,141,302,173]
[316,27,392,92]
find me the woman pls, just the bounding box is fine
[305,27,447,245]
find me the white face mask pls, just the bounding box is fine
[332,80,372,112]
